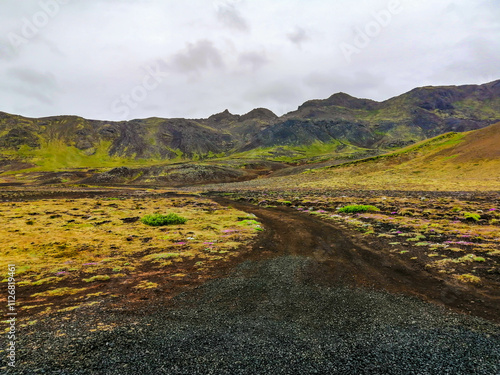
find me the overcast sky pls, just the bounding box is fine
[0,0,499,121]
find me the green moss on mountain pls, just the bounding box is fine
[0,80,499,173]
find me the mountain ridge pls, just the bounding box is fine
[204,121,500,192]
[1,80,499,170]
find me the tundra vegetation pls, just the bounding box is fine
[0,194,261,325]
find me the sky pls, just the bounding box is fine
[0,0,499,121]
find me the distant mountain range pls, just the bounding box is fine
[1,80,499,169]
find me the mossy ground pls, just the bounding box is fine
[1,140,173,173]
[0,194,260,322]
[226,140,370,164]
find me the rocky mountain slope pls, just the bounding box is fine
[216,121,500,192]
[0,80,499,170]
[248,80,500,150]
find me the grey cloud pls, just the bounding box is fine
[0,0,498,121]
[304,71,382,93]
[303,72,342,93]
[428,36,500,84]
[169,40,224,74]
[10,86,54,105]
[287,27,310,46]
[38,37,65,57]
[0,40,18,60]
[238,51,269,71]
[9,67,58,87]
[3,68,59,105]
[244,80,302,110]
[215,1,249,32]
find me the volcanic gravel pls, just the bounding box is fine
[7,256,500,374]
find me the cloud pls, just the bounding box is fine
[0,46,15,61]
[427,35,500,84]
[244,80,302,111]
[287,27,310,46]
[9,67,57,87]
[215,1,249,32]
[168,40,225,74]
[3,68,59,104]
[0,0,498,120]
[238,51,269,71]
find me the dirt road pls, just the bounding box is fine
[212,197,500,323]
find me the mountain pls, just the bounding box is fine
[308,120,500,191]
[0,80,499,172]
[214,121,500,192]
[0,114,233,160]
[247,80,500,151]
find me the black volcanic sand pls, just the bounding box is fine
[9,256,500,374]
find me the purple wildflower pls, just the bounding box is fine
[445,241,474,246]
[83,262,98,266]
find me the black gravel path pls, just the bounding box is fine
[7,256,500,374]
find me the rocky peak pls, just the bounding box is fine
[240,108,278,122]
[207,109,240,123]
[297,92,378,111]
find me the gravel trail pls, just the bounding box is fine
[8,255,500,374]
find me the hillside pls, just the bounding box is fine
[0,80,499,175]
[252,80,500,151]
[204,121,500,192]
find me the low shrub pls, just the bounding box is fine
[31,287,87,297]
[463,212,480,222]
[143,252,180,261]
[455,273,481,284]
[141,213,187,226]
[338,205,380,214]
[83,275,110,283]
[239,219,260,226]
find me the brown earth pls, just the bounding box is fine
[433,121,500,162]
